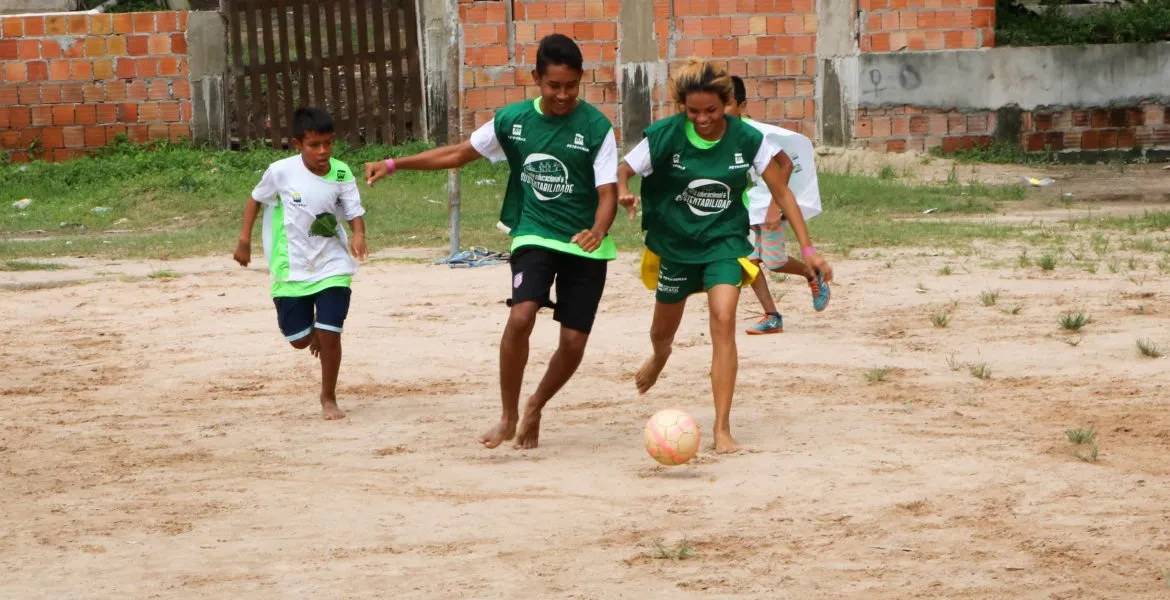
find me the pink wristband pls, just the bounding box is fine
[801,245,817,258]
[383,158,397,175]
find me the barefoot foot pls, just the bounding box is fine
[714,429,741,454]
[321,397,345,421]
[635,352,670,394]
[513,399,544,450]
[477,417,517,449]
[308,333,321,358]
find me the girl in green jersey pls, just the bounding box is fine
[617,59,833,453]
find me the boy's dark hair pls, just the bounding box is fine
[536,33,584,75]
[731,76,747,105]
[291,107,334,140]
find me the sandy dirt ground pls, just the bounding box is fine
[3,217,1170,599]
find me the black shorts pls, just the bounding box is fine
[510,246,607,334]
[272,286,352,342]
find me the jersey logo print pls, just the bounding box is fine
[729,152,750,171]
[510,123,526,142]
[566,132,589,152]
[521,153,574,201]
[334,169,348,181]
[675,179,733,217]
[671,154,686,171]
[290,192,304,204]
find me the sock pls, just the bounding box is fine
[766,311,781,319]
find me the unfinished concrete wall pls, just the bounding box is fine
[858,43,1170,110]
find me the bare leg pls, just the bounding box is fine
[708,285,741,453]
[514,326,590,450]
[480,301,540,449]
[749,265,778,315]
[636,300,687,394]
[314,330,345,420]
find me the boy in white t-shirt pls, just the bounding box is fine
[233,107,368,420]
[728,76,829,335]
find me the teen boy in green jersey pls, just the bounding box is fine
[617,59,832,453]
[234,107,368,421]
[364,34,618,450]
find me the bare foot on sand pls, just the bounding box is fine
[478,417,517,449]
[321,396,345,421]
[309,333,321,358]
[714,430,741,454]
[513,399,543,450]
[635,352,670,394]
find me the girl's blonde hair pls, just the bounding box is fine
[671,58,734,108]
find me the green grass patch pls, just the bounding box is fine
[997,0,1170,47]
[0,139,1037,260]
[0,260,70,271]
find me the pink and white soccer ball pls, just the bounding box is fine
[643,409,700,466]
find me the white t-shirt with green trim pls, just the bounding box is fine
[742,118,822,226]
[251,156,365,297]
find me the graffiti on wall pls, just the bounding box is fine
[863,63,923,100]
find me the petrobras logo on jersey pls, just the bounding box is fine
[510,123,526,142]
[290,192,303,204]
[729,152,750,171]
[734,152,744,165]
[566,132,589,152]
[521,153,574,201]
[675,178,733,217]
[671,154,686,171]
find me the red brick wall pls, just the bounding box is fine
[859,0,995,52]
[1024,103,1170,153]
[855,106,993,153]
[457,0,819,144]
[659,0,818,139]
[458,0,621,140]
[0,11,191,162]
[854,102,1170,154]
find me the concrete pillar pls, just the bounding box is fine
[187,11,229,148]
[618,0,659,151]
[418,0,453,144]
[816,0,859,146]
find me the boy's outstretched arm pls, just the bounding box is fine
[348,216,368,260]
[364,141,484,187]
[234,197,261,266]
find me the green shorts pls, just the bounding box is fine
[654,257,745,304]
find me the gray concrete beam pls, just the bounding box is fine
[858,43,1170,111]
[418,0,452,144]
[618,0,658,150]
[186,11,228,147]
[815,0,859,146]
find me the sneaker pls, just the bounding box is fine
[746,313,783,335]
[809,271,830,312]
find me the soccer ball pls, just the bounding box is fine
[643,409,700,466]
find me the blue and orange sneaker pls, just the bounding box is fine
[746,313,783,335]
[809,271,830,312]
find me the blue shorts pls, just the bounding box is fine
[272,286,351,342]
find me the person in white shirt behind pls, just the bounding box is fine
[234,107,368,420]
[728,76,830,335]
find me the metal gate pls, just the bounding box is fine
[222,0,424,148]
